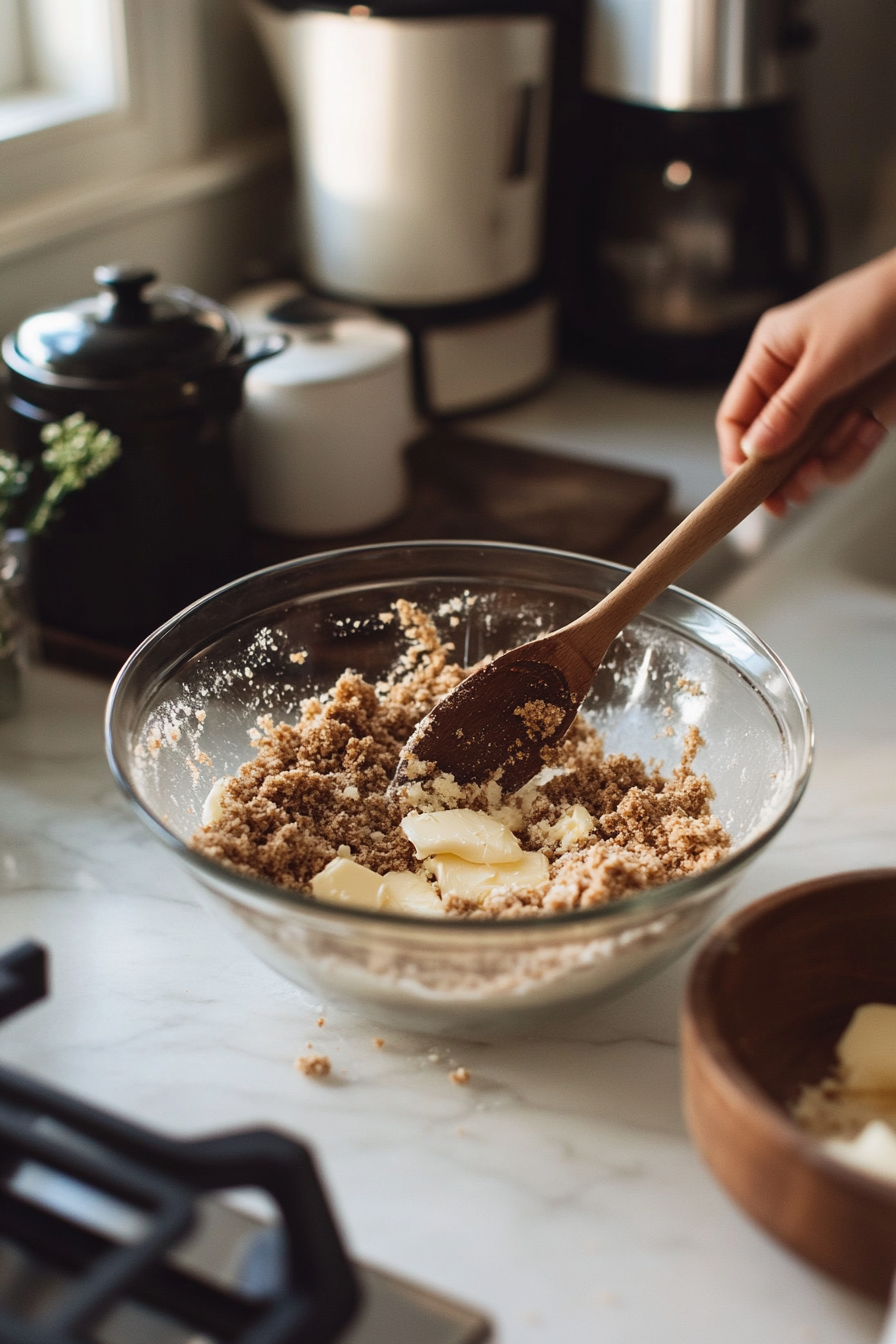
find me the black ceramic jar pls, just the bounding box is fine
[1,265,285,649]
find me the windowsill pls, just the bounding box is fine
[0,89,117,144]
[0,127,290,266]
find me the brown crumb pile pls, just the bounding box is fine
[296,1052,331,1078]
[192,601,730,920]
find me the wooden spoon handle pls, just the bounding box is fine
[567,385,877,667]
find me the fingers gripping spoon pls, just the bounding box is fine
[393,391,871,795]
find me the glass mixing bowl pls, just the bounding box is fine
[106,541,812,1037]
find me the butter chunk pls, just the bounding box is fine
[379,870,444,917]
[202,777,234,826]
[310,857,384,910]
[401,809,523,864]
[545,804,595,852]
[825,1120,896,1182]
[426,850,549,904]
[838,1003,896,1092]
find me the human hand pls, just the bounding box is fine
[716,250,896,516]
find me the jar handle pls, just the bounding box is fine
[232,332,290,371]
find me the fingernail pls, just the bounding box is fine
[741,423,776,459]
[855,414,888,451]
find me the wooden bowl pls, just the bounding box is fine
[682,869,896,1300]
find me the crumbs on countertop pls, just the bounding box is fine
[295,1051,331,1078]
[450,1067,471,1085]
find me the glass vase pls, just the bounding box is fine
[0,529,31,719]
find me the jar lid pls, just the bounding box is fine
[7,265,242,386]
[246,317,409,387]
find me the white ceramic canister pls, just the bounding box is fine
[232,286,418,536]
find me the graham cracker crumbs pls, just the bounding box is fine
[296,1052,331,1078]
[192,601,729,919]
[317,1017,325,1027]
[514,699,566,741]
[290,651,307,665]
[373,1037,385,1048]
[677,677,704,696]
[450,1067,471,1085]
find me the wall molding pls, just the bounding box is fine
[0,127,290,267]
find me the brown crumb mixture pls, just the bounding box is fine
[295,1052,331,1078]
[192,601,730,920]
[514,699,566,740]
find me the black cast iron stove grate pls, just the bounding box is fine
[0,941,488,1344]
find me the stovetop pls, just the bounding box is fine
[0,942,490,1344]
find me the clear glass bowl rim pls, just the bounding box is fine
[105,539,814,935]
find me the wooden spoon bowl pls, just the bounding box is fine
[683,869,896,1301]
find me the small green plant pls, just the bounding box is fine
[0,450,30,531]
[28,413,122,536]
[0,413,121,670]
[0,412,121,543]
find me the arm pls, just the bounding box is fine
[717,249,896,515]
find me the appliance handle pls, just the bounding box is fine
[233,332,290,371]
[779,152,825,287]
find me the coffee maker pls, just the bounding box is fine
[567,0,821,381]
[249,0,557,416]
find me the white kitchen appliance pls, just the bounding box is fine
[231,282,417,536]
[248,0,557,416]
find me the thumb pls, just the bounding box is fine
[740,365,827,459]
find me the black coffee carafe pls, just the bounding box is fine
[566,0,822,382]
[2,266,285,649]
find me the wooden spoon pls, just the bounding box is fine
[394,389,877,795]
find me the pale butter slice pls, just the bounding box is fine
[426,851,549,904]
[825,1120,896,1182]
[401,808,523,864]
[379,870,444,917]
[310,858,445,918]
[545,804,595,852]
[202,776,235,826]
[838,1004,896,1092]
[310,857,384,910]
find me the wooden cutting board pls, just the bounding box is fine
[253,427,671,564]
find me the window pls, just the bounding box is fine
[0,0,125,143]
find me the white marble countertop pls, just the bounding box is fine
[1,376,895,1344]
